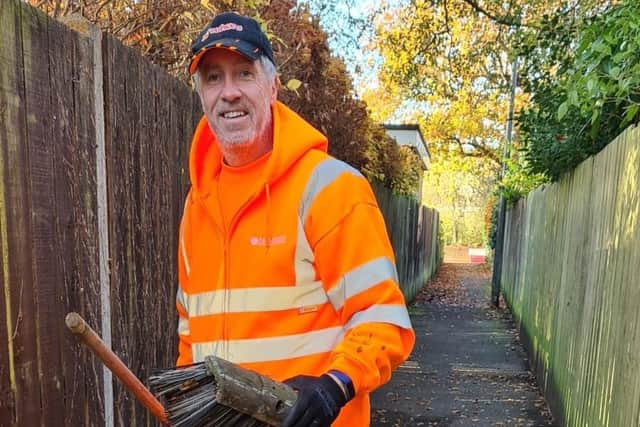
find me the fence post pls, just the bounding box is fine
[491,196,506,306]
[59,15,113,427]
[491,57,518,307]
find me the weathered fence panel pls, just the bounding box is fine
[1,4,41,425]
[102,30,199,425]
[0,1,440,425]
[374,182,441,302]
[500,124,640,426]
[0,1,195,425]
[0,1,106,425]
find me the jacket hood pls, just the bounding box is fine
[189,101,328,196]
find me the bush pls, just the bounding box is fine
[518,1,640,181]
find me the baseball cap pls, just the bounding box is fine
[189,12,275,75]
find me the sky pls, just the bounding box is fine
[295,0,427,124]
[298,0,404,96]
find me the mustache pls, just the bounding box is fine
[215,99,248,112]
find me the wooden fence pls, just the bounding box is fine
[0,1,440,425]
[374,182,441,301]
[0,1,197,425]
[499,124,640,426]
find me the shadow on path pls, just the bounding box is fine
[371,249,556,426]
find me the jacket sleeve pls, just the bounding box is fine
[306,169,416,395]
[176,195,193,367]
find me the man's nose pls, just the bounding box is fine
[220,78,242,102]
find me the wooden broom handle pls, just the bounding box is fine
[65,312,168,425]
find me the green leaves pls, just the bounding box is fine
[498,159,547,207]
[622,104,640,128]
[557,101,569,120]
[519,0,640,181]
[284,78,302,94]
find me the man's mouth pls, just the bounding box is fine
[220,110,248,119]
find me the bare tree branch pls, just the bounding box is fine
[460,0,536,28]
[449,136,501,165]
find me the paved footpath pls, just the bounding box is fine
[370,249,556,426]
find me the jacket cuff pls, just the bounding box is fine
[328,357,368,396]
[327,370,355,400]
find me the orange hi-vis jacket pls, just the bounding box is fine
[176,101,415,426]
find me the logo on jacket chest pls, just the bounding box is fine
[249,235,287,246]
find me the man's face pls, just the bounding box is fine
[196,49,277,151]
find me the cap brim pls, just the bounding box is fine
[189,38,262,75]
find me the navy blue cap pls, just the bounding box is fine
[189,12,275,74]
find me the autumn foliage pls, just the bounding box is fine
[31,0,422,196]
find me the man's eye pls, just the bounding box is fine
[239,70,253,78]
[205,72,220,82]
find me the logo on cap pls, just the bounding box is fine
[201,23,244,43]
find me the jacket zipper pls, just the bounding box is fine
[220,186,264,360]
[192,195,226,359]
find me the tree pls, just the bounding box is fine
[30,0,240,76]
[371,0,568,166]
[517,0,640,180]
[369,0,584,243]
[422,153,496,246]
[370,0,628,207]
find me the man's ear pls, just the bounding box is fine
[192,71,202,95]
[271,75,280,103]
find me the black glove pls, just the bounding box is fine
[282,374,350,427]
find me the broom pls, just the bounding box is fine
[148,356,297,427]
[65,312,297,427]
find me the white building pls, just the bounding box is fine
[384,124,431,201]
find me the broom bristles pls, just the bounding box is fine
[148,363,267,427]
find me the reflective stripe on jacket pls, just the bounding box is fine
[177,101,415,426]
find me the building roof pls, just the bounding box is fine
[383,124,431,169]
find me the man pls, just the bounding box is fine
[176,12,415,427]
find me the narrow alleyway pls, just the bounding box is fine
[370,246,556,426]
